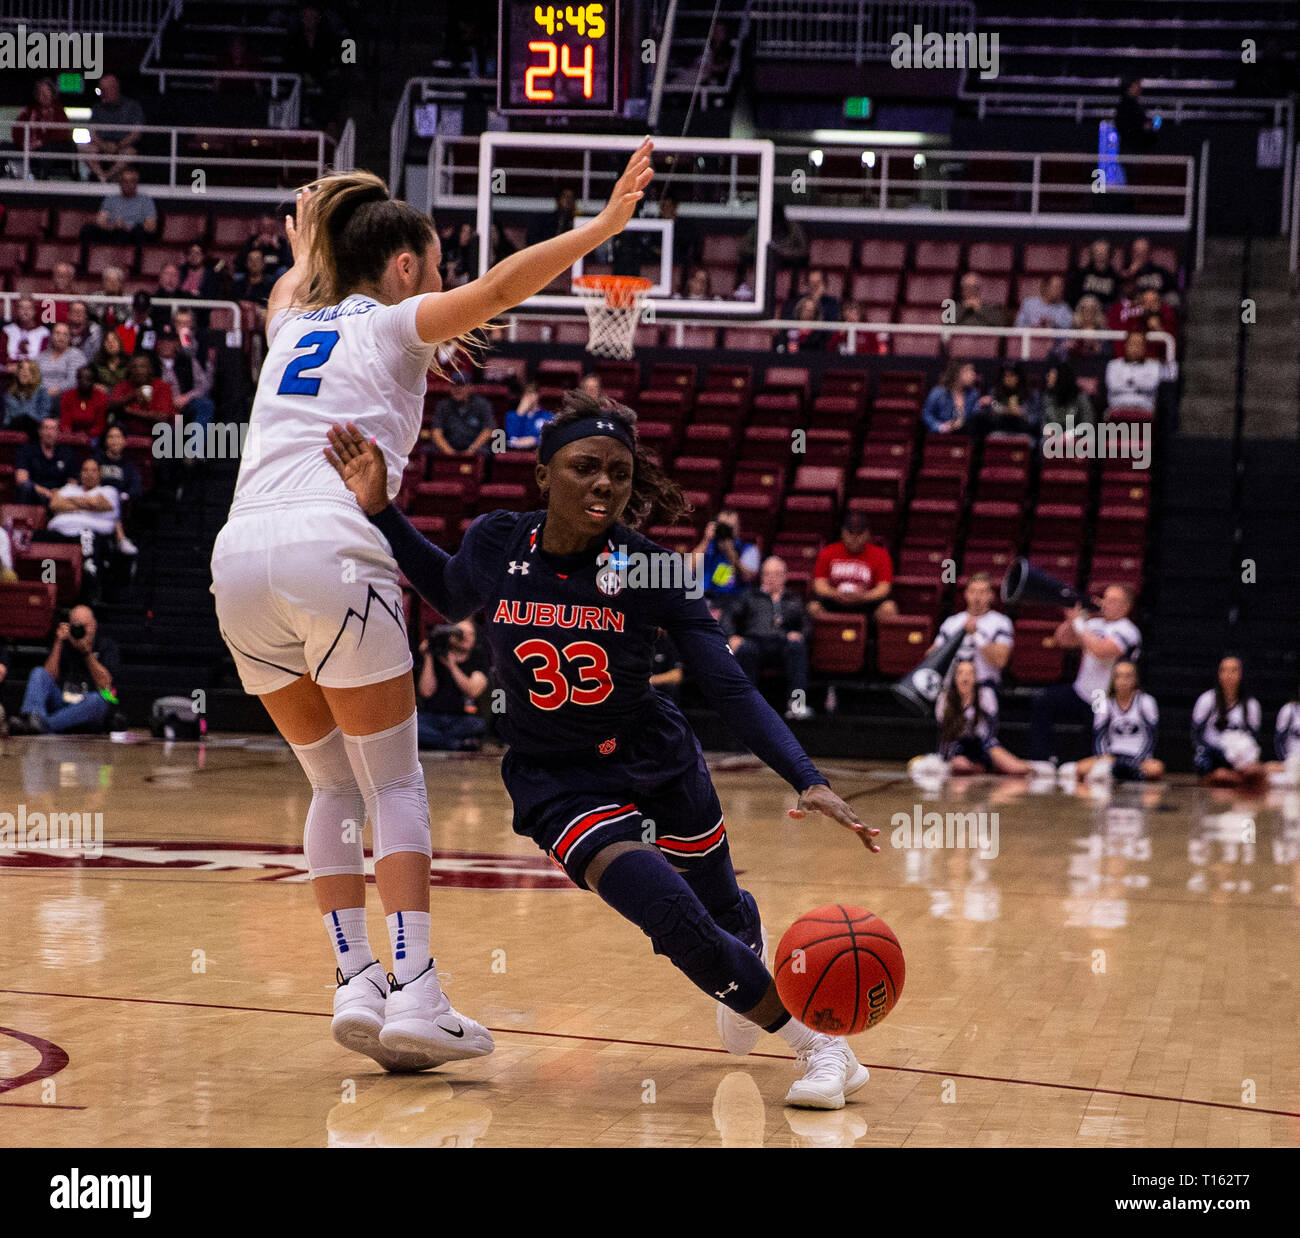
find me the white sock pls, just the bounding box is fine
[386,910,430,984]
[777,1018,821,1050]
[323,908,372,980]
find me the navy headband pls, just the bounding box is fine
[539,415,635,465]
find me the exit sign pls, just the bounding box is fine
[57,72,82,92]
[844,96,872,119]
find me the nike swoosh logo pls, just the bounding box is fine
[437,1021,465,1038]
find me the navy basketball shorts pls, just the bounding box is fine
[502,745,728,890]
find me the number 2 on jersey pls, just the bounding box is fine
[277,330,340,396]
[515,638,613,709]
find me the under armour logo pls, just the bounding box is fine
[596,420,615,430]
[714,980,738,1000]
[508,561,530,575]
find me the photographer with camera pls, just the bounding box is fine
[416,618,490,751]
[692,507,760,618]
[8,604,120,735]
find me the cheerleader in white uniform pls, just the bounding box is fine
[1191,655,1264,786]
[1072,660,1164,784]
[210,144,655,1071]
[933,658,1030,775]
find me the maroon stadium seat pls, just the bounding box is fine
[966,242,1014,274]
[800,428,853,466]
[913,240,962,272]
[0,580,56,639]
[875,614,934,675]
[809,237,853,271]
[1021,243,1071,276]
[1010,620,1065,683]
[811,613,867,674]
[850,271,899,304]
[858,239,906,271]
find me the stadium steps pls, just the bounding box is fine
[1241,237,1300,439]
[1178,237,1246,436]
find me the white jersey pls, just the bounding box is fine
[47,483,120,538]
[231,293,439,512]
[1073,616,1141,700]
[935,609,1014,686]
[935,686,1000,757]
[1093,692,1158,760]
[1191,691,1261,754]
[1275,702,1300,761]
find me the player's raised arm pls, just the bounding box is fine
[265,186,314,336]
[412,138,654,345]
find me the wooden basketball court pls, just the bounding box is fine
[2,735,1297,1148]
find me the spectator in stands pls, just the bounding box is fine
[685,267,713,300]
[487,221,518,268]
[1136,289,1178,357]
[1192,656,1265,785]
[181,244,226,306]
[14,416,77,505]
[1105,278,1146,343]
[579,373,603,401]
[933,659,1030,775]
[649,630,683,702]
[927,573,1014,692]
[431,373,494,455]
[4,359,53,435]
[1069,294,1107,359]
[81,167,157,245]
[4,295,51,366]
[1121,236,1177,304]
[1039,362,1095,436]
[172,308,218,383]
[92,329,129,392]
[152,325,215,430]
[922,357,981,434]
[722,555,813,720]
[777,296,830,353]
[115,292,161,355]
[66,302,103,362]
[1066,239,1120,307]
[693,507,761,610]
[832,300,876,354]
[287,2,348,127]
[1115,78,1155,155]
[11,77,74,179]
[783,269,840,321]
[415,619,490,750]
[956,272,1003,327]
[504,380,553,449]
[806,511,897,622]
[8,604,120,735]
[527,185,578,247]
[1062,660,1163,785]
[155,262,189,305]
[0,534,13,583]
[1029,583,1141,762]
[215,33,263,96]
[107,354,174,432]
[86,74,146,182]
[440,222,478,287]
[658,194,699,272]
[232,249,277,308]
[49,262,77,319]
[39,323,87,397]
[740,201,808,285]
[98,267,130,328]
[235,216,292,278]
[94,423,142,559]
[1014,273,1073,357]
[975,362,1034,435]
[39,456,121,597]
[1105,330,1161,413]
[60,365,109,440]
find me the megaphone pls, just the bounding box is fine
[892,625,966,715]
[1000,558,1094,610]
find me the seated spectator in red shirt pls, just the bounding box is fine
[807,511,898,622]
[114,292,161,355]
[48,262,77,321]
[1107,286,1177,356]
[3,295,51,369]
[60,366,109,439]
[108,355,174,432]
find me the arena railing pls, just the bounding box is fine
[3,121,337,202]
[0,0,169,36]
[749,0,976,64]
[494,315,1178,366]
[0,292,244,349]
[389,76,496,200]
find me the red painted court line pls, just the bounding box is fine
[4,988,1295,1120]
[0,1101,86,1110]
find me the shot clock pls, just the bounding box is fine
[498,1,620,115]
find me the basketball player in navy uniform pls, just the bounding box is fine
[325,393,880,1109]
[1059,660,1163,787]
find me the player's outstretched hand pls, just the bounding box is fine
[597,137,654,237]
[286,184,313,266]
[324,422,389,516]
[789,784,881,853]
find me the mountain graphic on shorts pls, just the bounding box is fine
[315,585,406,678]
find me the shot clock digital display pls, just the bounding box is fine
[498,1,620,116]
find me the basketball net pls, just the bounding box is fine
[572,275,652,360]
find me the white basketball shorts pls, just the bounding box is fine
[211,493,413,696]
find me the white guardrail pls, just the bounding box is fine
[0,0,169,35]
[0,293,244,348]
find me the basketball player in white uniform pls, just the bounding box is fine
[928,572,1014,689]
[1060,659,1163,786]
[210,142,655,1071]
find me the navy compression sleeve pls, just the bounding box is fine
[369,502,455,615]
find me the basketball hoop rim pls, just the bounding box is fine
[573,273,653,308]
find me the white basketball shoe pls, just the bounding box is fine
[379,959,494,1064]
[332,961,440,1073]
[716,925,770,1055]
[785,1034,870,1110]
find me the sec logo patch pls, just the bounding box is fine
[596,567,623,596]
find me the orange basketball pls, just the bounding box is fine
[774,905,904,1036]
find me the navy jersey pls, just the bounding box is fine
[372,506,826,793]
